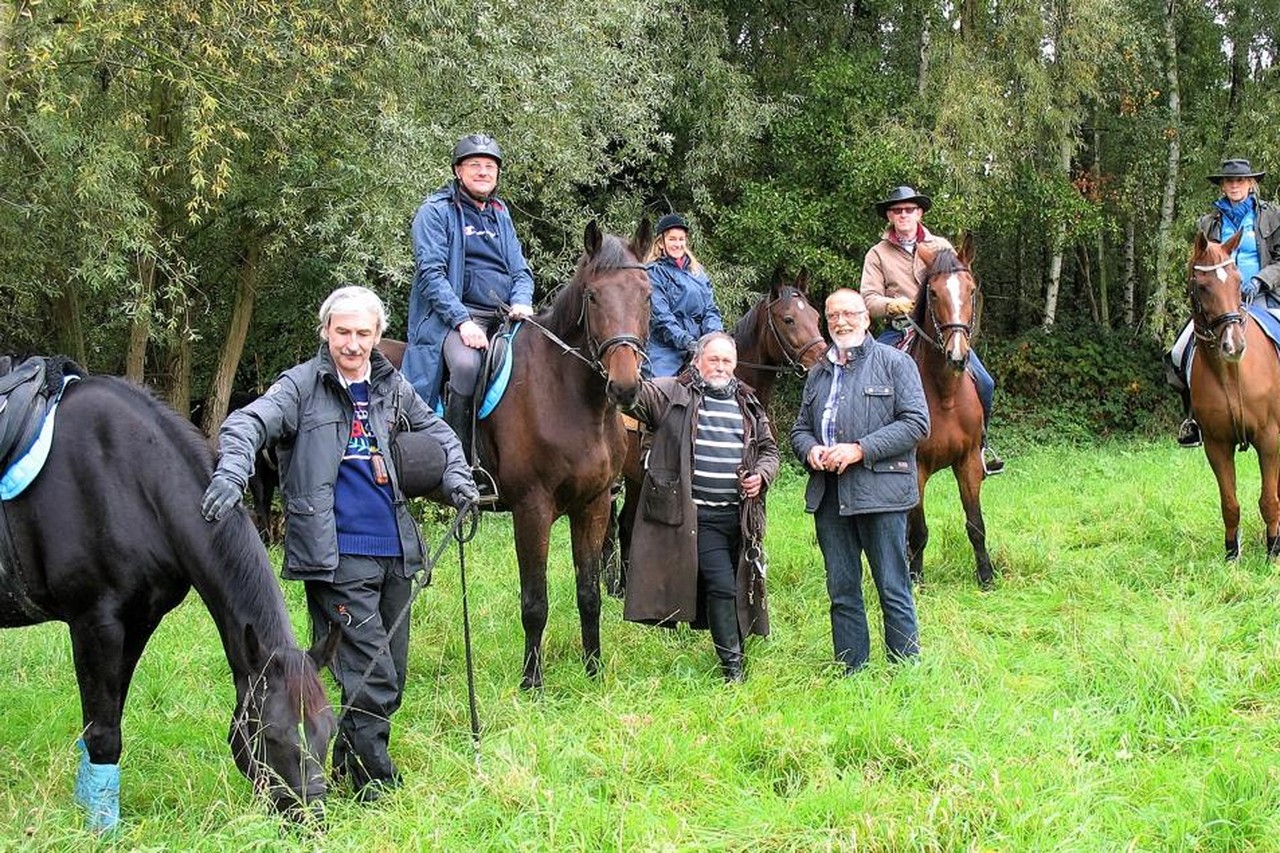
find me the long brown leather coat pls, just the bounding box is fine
[623,374,779,637]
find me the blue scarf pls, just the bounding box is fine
[1215,195,1255,228]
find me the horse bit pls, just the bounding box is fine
[1189,257,1248,343]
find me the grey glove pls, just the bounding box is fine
[449,480,480,510]
[201,473,243,522]
[683,339,698,360]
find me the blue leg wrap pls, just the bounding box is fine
[75,739,120,833]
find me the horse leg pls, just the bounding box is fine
[1255,433,1280,558]
[569,494,610,679]
[907,468,930,585]
[1204,441,1242,559]
[955,453,994,588]
[68,614,148,832]
[511,501,553,690]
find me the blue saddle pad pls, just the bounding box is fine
[1182,305,1280,386]
[479,322,521,420]
[0,375,79,499]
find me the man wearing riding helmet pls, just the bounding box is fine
[404,134,534,459]
[859,185,1004,475]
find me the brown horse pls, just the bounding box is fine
[906,237,995,587]
[1186,230,1280,559]
[604,270,825,595]
[385,221,651,689]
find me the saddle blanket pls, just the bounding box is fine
[1179,304,1280,386]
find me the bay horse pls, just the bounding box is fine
[385,221,651,690]
[1186,229,1280,559]
[0,363,336,831]
[906,236,995,587]
[604,270,825,595]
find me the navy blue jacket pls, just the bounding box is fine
[404,182,534,406]
[790,339,930,515]
[646,257,723,377]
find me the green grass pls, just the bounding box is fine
[3,441,1280,851]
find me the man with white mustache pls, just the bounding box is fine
[791,289,929,674]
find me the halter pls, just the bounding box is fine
[1188,256,1248,344]
[736,289,826,376]
[513,261,650,377]
[909,267,977,353]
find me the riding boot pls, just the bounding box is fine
[981,437,1005,476]
[444,391,475,465]
[706,597,744,683]
[1176,387,1202,447]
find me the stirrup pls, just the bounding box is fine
[1176,418,1202,448]
[981,447,1005,476]
[471,465,501,507]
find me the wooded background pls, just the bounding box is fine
[2,0,1277,434]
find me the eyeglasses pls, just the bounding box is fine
[458,160,498,173]
[825,310,867,321]
[887,206,919,215]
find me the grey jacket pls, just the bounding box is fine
[213,346,470,582]
[790,339,930,515]
[1198,197,1280,293]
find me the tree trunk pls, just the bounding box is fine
[124,254,155,382]
[1093,118,1109,328]
[916,15,930,98]
[1123,216,1136,328]
[164,298,192,417]
[50,278,86,365]
[201,231,265,437]
[1043,132,1072,329]
[1150,0,1181,342]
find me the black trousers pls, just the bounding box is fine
[305,555,412,789]
[696,504,741,604]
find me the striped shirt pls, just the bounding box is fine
[691,393,745,507]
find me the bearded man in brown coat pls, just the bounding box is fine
[622,332,779,682]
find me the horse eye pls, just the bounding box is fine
[784,317,795,325]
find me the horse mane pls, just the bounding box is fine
[541,233,640,332]
[96,376,293,649]
[732,294,766,352]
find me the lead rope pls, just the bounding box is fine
[453,501,482,766]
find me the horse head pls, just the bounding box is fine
[1189,229,1247,362]
[918,234,978,372]
[577,220,651,408]
[764,268,825,373]
[228,624,338,821]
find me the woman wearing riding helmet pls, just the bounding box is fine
[644,213,724,377]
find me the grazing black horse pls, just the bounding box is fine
[0,361,336,831]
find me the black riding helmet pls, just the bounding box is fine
[656,213,689,235]
[452,134,503,168]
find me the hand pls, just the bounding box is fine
[739,472,763,499]
[806,445,829,471]
[508,304,533,320]
[886,297,914,316]
[449,480,480,510]
[827,442,864,474]
[1243,277,1262,300]
[459,320,489,349]
[201,473,243,522]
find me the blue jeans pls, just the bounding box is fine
[813,482,919,670]
[877,328,994,422]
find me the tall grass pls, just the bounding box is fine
[2,441,1279,850]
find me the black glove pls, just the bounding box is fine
[684,339,698,360]
[201,473,243,522]
[449,480,480,510]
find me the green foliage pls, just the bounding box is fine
[984,326,1178,448]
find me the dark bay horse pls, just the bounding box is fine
[0,365,336,830]
[906,237,995,587]
[1186,230,1280,559]
[605,271,825,594]
[385,222,652,690]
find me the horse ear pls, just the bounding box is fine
[584,220,603,258]
[956,233,975,266]
[917,242,938,268]
[795,267,811,294]
[1222,228,1244,255]
[1192,229,1210,258]
[308,625,341,669]
[632,218,652,259]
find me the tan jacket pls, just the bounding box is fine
[860,227,954,320]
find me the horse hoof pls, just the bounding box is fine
[519,674,543,692]
[977,573,995,591]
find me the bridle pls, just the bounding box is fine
[1189,256,1248,343]
[514,262,649,377]
[736,289,826,376]
[908,267,977,353]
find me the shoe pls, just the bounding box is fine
[706,597,744,684]
[1177,418,1202,448]
[353,774,402,804]
[982,446,1005,476]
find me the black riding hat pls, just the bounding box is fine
[656,213,690,236]
[874,186,933,216]
[452,134,503,168]
[1207,158,1265,184]
[390,430,447,499]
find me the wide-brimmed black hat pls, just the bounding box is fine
[390,430,447,499]
[656,213,690,235]
[1207,158,1265,184]
[874,186,932,216]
